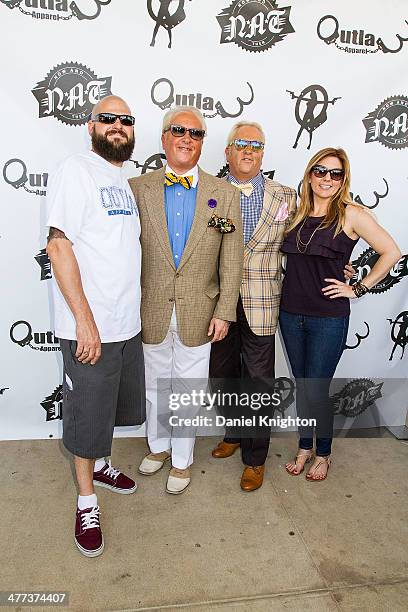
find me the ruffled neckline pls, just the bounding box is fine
[281,220,357,259]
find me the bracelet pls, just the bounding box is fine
[352,281,369,298]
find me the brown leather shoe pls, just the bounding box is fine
[211,441,240,458]
[240,465,265,491]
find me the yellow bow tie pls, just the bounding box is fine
[165,172,193,190]
[236,182,254,197]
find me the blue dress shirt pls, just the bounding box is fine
[165,179,197,268]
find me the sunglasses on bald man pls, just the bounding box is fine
[229,139,265,152]
[91,112,135,126]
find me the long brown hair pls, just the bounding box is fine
[287,147,354,237]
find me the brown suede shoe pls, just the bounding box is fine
[240,465,265,491]
[211,441,240,458]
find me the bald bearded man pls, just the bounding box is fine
[46,95,145,557]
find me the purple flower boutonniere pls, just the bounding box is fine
[208,198,217,209]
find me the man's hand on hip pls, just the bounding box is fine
[208,318,230,343]
[76,316,101,365]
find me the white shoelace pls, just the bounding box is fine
[81,506,100,531]
[103,463,120,480]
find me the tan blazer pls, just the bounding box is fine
[240,178,297,335]
[129,167,244,347]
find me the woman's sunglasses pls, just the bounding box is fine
[311,165,344,181]
[92,112,135,126]
[229,139,265,152]
[163,124,206,141]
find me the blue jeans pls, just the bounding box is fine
[279,310,349,456]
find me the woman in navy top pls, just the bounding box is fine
[279,147,401,481]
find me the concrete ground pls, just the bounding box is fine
[1,435,407,612]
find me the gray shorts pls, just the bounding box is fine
[60,333,146,459]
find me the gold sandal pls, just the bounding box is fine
[306,456,331,481]
[285,450,314,476]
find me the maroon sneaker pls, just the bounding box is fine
[75,506,104,558]
[93,462,137,494]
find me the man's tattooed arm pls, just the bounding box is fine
[47,227,70,242]
[46,225,101,364]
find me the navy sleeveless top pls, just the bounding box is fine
[280,216,359,317]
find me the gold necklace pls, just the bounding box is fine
[295,217,325,253]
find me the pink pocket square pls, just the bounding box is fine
[274,202,289,221]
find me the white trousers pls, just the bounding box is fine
[142,308,211,469]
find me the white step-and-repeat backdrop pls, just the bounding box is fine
[1,0,407,441]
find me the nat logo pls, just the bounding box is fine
[35,248,52,281]
[217,0,294,53]
[32,62,112,126]
[332,379,383,418]
[351,248,408,294]
[41,385,63,421]
[363,96,408,150]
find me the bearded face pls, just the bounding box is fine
[91,125,135,163]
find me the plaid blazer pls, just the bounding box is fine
[129,167,244,347]
[240,178,297,335]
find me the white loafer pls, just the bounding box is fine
[138,453,170,475]
[166,468,191,495]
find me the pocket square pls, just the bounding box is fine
[208,214,236,233]
[274,202,289,221]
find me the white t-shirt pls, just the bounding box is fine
[46,150,141,342]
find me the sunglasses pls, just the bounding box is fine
[163,124,206,141]
[229,139,265,152]
[92,112,135,126]
[311,165,344,181]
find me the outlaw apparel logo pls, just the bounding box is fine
[41,385,63,421]
[0,0,111,21]
[351,248,408,294]
[317,14,408,55]
[3,157,48,196]
[363,96,408,150]
[151,76,254,118]
[10,320,60,352]
[217,0,294,53]
[32,62,112,126]
[100,186,138,217]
